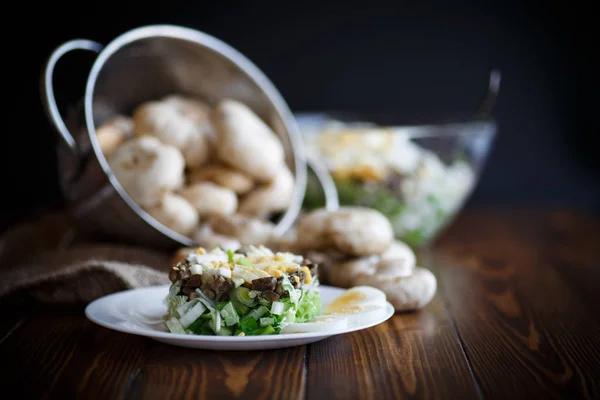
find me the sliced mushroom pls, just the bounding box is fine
[146,193,199,236]
[238,166,294,218]
[95,115,133,157]
[179,182,238,217]
[296,207,394,257]
[206,213,276,246]
[108,136,185,207]
[211,99,285,181]
[188,164,254,195]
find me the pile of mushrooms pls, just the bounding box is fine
[291,206,437,312]
[96,95,294,249]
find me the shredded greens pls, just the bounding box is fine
[165,281,320,336]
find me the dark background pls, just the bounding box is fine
[2,0,596,229]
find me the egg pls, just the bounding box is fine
[280,315,348,334]
[280,286,389,334]
[323,286,388,327]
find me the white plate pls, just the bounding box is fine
[85,284,394,350]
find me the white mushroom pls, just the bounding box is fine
[107,136,185,207]
[95,115,133,157]
[327,240,417,288]
[183,133,212,169]
[211,99,285,181]
[206,213,276,246]
[358,264,437,312]
[179,182,238,217]
[145,193,199,236]
[238,166,294,218]
[193,224,241,252]
[296,207,394,257]
[162,95,211,127]
[188,164,254,195]
[327,255,378,289]
[380,240,417,270]
[132,100,211,167]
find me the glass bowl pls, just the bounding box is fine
[295,113,497,248]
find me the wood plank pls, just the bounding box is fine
[0,312,149,399]
[127,344,306,399]
[429,210,600,399]
[539,210,600,316]
[305,292,480,400]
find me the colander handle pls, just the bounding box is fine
[307,156,339,212]
[41,39,103,156]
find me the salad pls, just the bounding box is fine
[165,245,322,336]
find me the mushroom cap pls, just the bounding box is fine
[193,224,241,252]
[162,95,211,127]
[146,192,199,236]
[380,240,417,270]
[206,213,276,246]
[238,166,294,218]
[296,207,394,257]
[133,100,211,167]
[95,115,133,158]
[179,182,238,217]
[211,99,285,181]
[188,164,254,195]
[108,136,185,207]
[327,255,378,288]
[360,266,437,312]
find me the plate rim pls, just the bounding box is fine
[85,284,395,342]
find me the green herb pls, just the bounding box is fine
[227,249,235,264]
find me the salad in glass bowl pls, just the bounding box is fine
[297,114,496,248]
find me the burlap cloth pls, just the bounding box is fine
[0,212,172,305]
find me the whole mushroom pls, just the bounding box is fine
[108,136,185,207]
[162,95,211,128]
[327,240,415,289]
[132,100,211,167]
[325,238,437,312]
[179,182,238,217]
[211,99,285,181]
[296,207,394,257]
[238,166,294,218]
[95,115,133,157]
[193,224,241,252]
[145,193,199,236]
[357,262,437,312]
[206,213,276,246]
[188,164,254,195]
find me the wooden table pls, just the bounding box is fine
[1,209,599,399]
